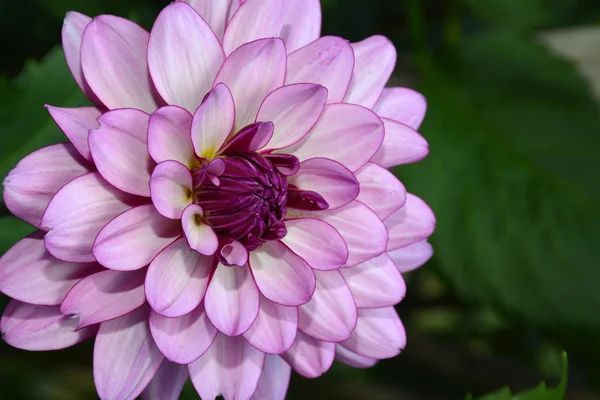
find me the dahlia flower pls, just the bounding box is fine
[0,0,435,399]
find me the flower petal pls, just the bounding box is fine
[249,241,315,306]
[89,109,155,197]
[149,303,217,364]
[3,144,91,227]
[345,35,396,108]
[94,306,164,400]
[279,0,321,53]
[243,294,298,354]
[341,254,406,308]
[387,240,433,273]
[147,106,196,167]
[81,15,158,112]
[146,238,213,317]
[374,87,427,130]
[93,204,181,271]
[335,345,377,368]
[355,162,406,220]
[385,193,436,251]
[0,300,97,351]
[371,118,429,168]
[149,2,225,112]
[282,331,334,378]
[46,106,101,161]
[150,161,193,220]
[141,361,188,400]
[251,355,291,400]
[177,0,240,40]
[205,264,259,336]
[214,38,286,130]
[189,334,266,400]
[41,173,142,263]
[182,204,219,256]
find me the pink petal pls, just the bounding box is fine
[204,264,259,336]
[257,83,328,151]
[385,193,436,251]
[222,0,286,55]
[150,161,193,219]
[93,204,181,271]
[3,144,91,227]
[46,105,102,161]
[340,307,406,359]
[298,270,357,342]
[371,118,429,168]
[60,269,146,329]
[181,204,219,256]
[281,218,348,271]
[387,240,433,273]
[243,294,298,354]
[281,103,384,172]
[147,106,196,168]
[146,238,213,317]
[61,12,102,105]
[189,334,266,400]
[214,38,286,130]
[191,83,235,159]
[282,331,334,378]
[279,0,321,53]
[41,173,142,263]
[251,355,291,400]
[335,345,377,368]
[355,162,407,220]
[149,2,225,112]
[81,15,159,112]
[345,35,396,108]
[341,254,406,308]
[149,304,218,364]
[0,300,98,351]
[89,108,155,197]
[177,0,240,40]
[286,36,355,103]
[219,238,249,267]
[374,87,427,130]
[0,232,100,306]
[249,241,315,306]
[94,306,165,400]
[141,361,188,400]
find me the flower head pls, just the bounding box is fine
[0,1,435,399]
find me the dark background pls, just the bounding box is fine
[1,0,600,398]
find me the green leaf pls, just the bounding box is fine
[0,216,35,255]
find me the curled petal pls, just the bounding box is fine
[46,106,101,161]
[243,294,298,354]
[355,162,407,220]
[371,118,429,168]
[150,161,193,219]
[282,331,335,378]
[182,204,219,256]
[141,361,188,400]
[385,193,436,251]
[374,87,427,130]
[387,240,433,273]
[148,106,196,167]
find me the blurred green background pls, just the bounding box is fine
[1,0,600,398]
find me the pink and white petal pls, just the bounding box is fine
[355,162,407,220]
[249,241,315,307]
[282,331,335,378]
[177,0,239,40]
[94,306,165,400]
[281,103,384,172]
[60,269,146,329]
[385,193,436,251]
[371,118,429,168]
[374,87,427,130]
[204,264,259,336]
[0,232,101,306]
[149,304,218,364]
[286,36,354,103]
[81,15,159,112]
[93,204,181,271]
[257,83,327,151]
[89,109,155,197]
[335,345,378,368]
[280,0,321,53]
[0,301,98,351]
[62,12,102,105]
[182,204,219,256]
[341,307,406,359]
[189,334,265,400]
[146,238,213,317]
[345,36,396,108]
[148,106,196,167]
[3,144,91,227]
[46,106,101,161]
[251,355,291,400]
[341,254,406,308]
[191,83,235,159]
[288,157,359,209]
[281,218,348,271]
[149,2,225,112]
[222,0,286,55]
[387,240,433,273]
[214,38,286,130]
[41,173,142,263]
[243,294,298,354]
[298,270,357,342]
[141,361,188,400]
[150,161,193,220]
